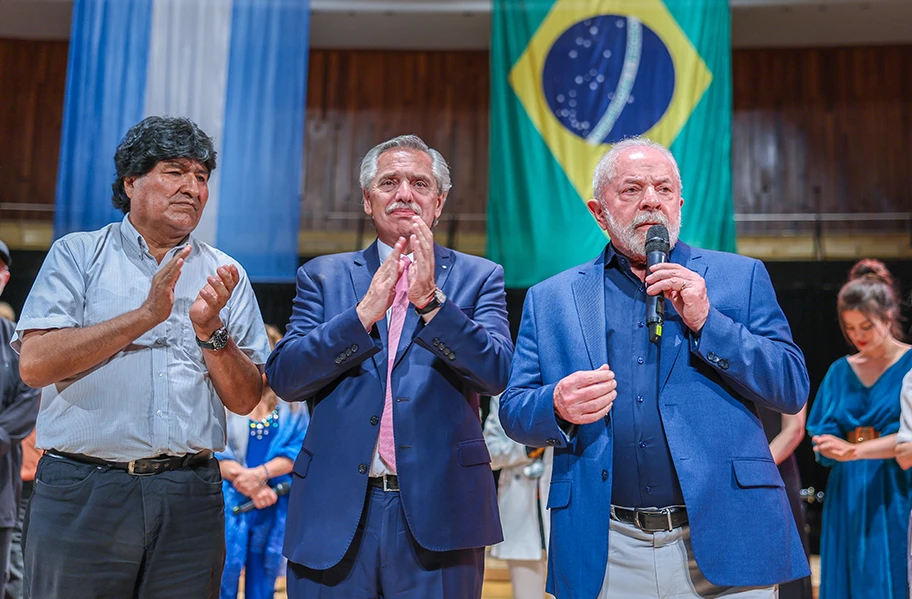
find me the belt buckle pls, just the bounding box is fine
[382,475,394,492]
[634,508,673,532]
[127,459,156,476]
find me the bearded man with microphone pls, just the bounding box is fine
[500,137,810,599]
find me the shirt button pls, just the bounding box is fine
[370,416,379,426]
[637,357,644,364]
[601,469,608,481]
[358,464,368,475]
[639,441,647,449]
[156,410,164,417]
[645,485,652,493]
[158,372,163,377]
[638,322,644,328]
[636,395,644,403]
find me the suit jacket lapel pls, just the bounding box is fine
[351,241,387,379]
[394,243,452,368]
[571,253,607,370]
[658,242,707,390]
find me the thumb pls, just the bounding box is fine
[598,363,611,370]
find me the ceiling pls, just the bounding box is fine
[1,0,911,49]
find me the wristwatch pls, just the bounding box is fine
[197,326,230,351]
[415,288,447,315]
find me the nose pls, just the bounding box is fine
[395,180,413,200]
[640,186,660,208]
[180,173,201,197]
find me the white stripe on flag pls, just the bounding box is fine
[144,0,233,246]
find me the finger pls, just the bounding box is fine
[208,274,230,298]
[217,265,239,293]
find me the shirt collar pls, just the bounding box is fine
[121,213,192,259]
[376,238,415,264]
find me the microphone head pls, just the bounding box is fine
[274,481,291,495]
[645,224,669,254]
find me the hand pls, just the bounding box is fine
[141,246,191,324]
[645,263,710,333]
[250,485,279,509]
[812,434,858,462]
[407,216,436,308]
[190,264,239,339]
[356,237,408,329]
[553,364,617,425]
[232,467,266,495]
[896,442,912,469]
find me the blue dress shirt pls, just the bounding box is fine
[603,244,685,508]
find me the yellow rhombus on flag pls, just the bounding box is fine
[508,0,713,203]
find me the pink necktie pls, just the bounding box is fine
[378,256,411,472]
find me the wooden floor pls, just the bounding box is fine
[256,554,820,599]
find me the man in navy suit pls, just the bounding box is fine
[500,138,811,599]
[266,134,513,598]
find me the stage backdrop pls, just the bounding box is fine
[54,0,310,282]
[489,0,734,288]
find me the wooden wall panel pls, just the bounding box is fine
[732,45,912,234]
[2,42,911,242]
[0,38,68,221]
[300,50,490,238]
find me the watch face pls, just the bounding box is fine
[211,327,230,350]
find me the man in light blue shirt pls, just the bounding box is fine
[13,116,270,599]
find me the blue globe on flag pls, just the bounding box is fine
[542,15,675,145]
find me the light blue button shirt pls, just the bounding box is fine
[12,215,270,461]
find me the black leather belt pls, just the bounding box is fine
[611,505,688,532]
[368,474,399,491]
[47,449,213,476]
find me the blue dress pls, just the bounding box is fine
[807,351,912,599]
[217,402,309,599]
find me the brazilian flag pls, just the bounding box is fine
[488,0,734,288]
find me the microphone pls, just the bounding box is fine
[645,224,669,344]
[232,481,291,515]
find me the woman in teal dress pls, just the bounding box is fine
[807,259,912,599]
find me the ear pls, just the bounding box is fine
[586,199,609,231]
[434,192,447,219]
[362,188,373,216]
[124,176,137,199]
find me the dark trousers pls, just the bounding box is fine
[23,454,225,599]
[287,486,485,599]
[0,527,12,598]
[5,479,32,599]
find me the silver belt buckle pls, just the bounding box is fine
[664,508,674,531]
[382,474,394,492]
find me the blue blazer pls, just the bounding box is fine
[266,241,512,570]
[500,243,811,599]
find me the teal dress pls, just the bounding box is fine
[807,351,912,599]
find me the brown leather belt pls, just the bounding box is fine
[846,426,879,444]
[47,449,213,476]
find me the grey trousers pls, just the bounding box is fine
[597,518,778,599]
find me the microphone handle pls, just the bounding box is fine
[232,481,291,515]
[646,250,668,344]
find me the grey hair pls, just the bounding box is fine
[359,135,452,196]
[592,136,682,201]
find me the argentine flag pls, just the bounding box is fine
[55,0,310,282]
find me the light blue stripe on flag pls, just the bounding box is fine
[55,0,153,238]
[216,0,310,282]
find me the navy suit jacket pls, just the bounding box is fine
[266,241,512,569]
[500,243,811,599]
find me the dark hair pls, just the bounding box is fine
[111,116,217,214]
[837,258,903,342]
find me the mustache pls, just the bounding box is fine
[385,201,422,216]
[631,210,669,229]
